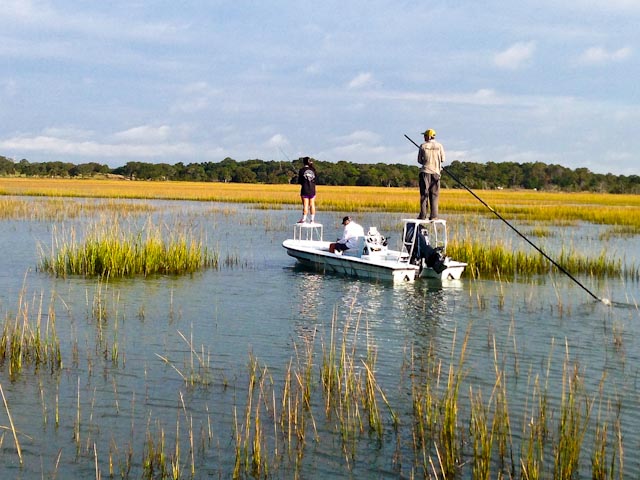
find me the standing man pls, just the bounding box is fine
[297,157,317,223]
[417,129,445,220]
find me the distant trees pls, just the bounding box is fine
[69,162,110,177]
[0,156,16,175]
[0,154,638,194]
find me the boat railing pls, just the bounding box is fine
[293,222,323,241]
[400,219,448,263]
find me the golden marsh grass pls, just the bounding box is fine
[1,178,639,227]
[0,196,156,221]
[2,178,637,279]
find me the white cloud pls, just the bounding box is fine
[314,130,393,163]
[42,126,94,140]
[171,82,221,114]
[1,2,639,175]
[0,123,207,162]
[0,0,184,44]
[494,41,536,69]
[347,72,376,89]
[113,125,172,143]
[577,46,632,65]
[319,143,388,163]
[0,0,38,20]
[370,88,537,108]
[335,130,381,144]
[0,134,194,158]
[265,134,290,149]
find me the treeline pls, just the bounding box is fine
[1,154,638,193]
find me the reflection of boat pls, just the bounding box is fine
[282,219,467,283]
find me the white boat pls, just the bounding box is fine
[282,218,467,283]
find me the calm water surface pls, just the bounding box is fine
[0,197,638,478]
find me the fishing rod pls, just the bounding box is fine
[404,134,612,306]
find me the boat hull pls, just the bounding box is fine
[283,240,418,283]
[419,260,467,280]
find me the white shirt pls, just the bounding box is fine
[339,221,365,249]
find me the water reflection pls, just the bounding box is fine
[290,269,326,343]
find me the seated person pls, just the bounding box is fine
[330,216,365,253]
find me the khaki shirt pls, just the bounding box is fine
[418,139,445,175]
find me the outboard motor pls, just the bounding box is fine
[408,224,447,274]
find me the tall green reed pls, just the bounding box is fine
[448,239,626,279]
[38,215,219,277]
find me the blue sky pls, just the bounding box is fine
[1,0,638,175]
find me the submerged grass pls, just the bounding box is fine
[0,291,635,478]
[38,215,219,278]
[0,286,62,378]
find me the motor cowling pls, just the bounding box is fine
[408,225,447,274]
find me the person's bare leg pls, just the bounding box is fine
[299,197,309,222]
[309,198,316,222]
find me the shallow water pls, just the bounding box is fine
[0,198,638,478]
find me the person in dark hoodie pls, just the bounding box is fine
[297,157,317,223]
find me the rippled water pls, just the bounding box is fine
[0,198,638,478]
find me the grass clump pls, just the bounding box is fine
[0,288,62,378]
[447,240,625,279]
[38,216,219,278]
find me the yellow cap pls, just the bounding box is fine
[422,129,436,138]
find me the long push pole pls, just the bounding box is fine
[405,134,611,306]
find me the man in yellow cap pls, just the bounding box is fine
[417,129,445,220]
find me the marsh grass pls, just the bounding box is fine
[0,197,157,221]
[0,277,635,477]
[524,226,556,238]
[591,378,623,480]
[410,328,471,478]
[229,308,398,478]
[2,178,639,227]
[553,343,593,478]
[470,387,493,479]
[6,179,639,281]
[233,354,273,478]
[156,327,213,388]
[520,370,550,480]
[448,238,626,279]
[0,307,634,478]
[0,383,23,464]
[0,286,62,378]
[599,224,640,241]
[319,308,395,453]
[38,215,219,278]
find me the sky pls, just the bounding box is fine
[1,0,639,176]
